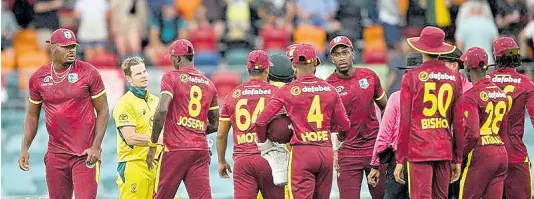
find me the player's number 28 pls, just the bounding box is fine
[422,82,453,117]
[189,86,202,117]
[480,101,507,136]
[235,97,265,131]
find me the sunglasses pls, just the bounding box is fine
[502,48,520,56]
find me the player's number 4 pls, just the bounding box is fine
[422,82,453,117]
[307,95,324,128]
[235,98,265,131]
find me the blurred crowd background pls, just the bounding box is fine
[2,0,534,198]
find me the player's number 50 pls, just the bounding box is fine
[422,82,453,117]
[235,97,265,131]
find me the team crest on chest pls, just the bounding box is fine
[67,73,79,83]
[358,78,369,89]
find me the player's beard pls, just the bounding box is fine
[63,61,74,67]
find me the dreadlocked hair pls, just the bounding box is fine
[495,54,521,68]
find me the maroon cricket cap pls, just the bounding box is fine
[247,50,272,70]
[329,36,353,54]
[286,44,299,60]
[167,39,195,58]
[492,37,519,57]
[292,44,321,65]
[46,28,78,46]
[460,47,488,70]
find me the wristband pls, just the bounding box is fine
[148,140,158,147]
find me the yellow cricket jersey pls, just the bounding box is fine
[113,91,161,162]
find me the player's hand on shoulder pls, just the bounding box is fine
[218,160,232,179]
[81,147,101,165]
[18,151,30,171]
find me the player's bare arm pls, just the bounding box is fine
[375,93,388,111]
[19,102,42,171]
[118,126,152,146]
[216,120,232,178]
[83,93,109,165]
[206,109,219,134]
[147,93,172,169]
[255,98,285,143]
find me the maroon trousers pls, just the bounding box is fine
[407,161,451,199]
[45,152,99,199]
[459,146,508,199]
[337,156,386,199]
[233,154,285,199]
[289,145,333,199]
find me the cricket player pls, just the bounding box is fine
[217,50,285,199]
[18,28,109,198]
[455,47,509,199]
[488,37,534,199]
[255,44,351,199]
[113,56,164,199]
[369,52,423,199]
[394,26,463,199]
[326,35,387,199]
[438,48,473,93]
[268,53,295,88]
[146,39,219,199]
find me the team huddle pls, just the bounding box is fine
[16,25,534,199]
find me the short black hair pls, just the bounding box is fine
[248,68,266,76]
[495,54,521,68]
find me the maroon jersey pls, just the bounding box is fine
[396,60,463,163]
[488,68,534,163]
[160,65,219,151]
[255,74,351,147]
[28,60,106,155]
[454,78,509,158]
[326,68,386,157]
[220,79,278,158]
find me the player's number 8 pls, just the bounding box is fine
[189,86,202,117]
[480,101,507,135]
[307,95,324,128]
[235,97,265,131]
[422,82,453,117]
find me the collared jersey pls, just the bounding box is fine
[255,74,351,147]
[326,67,386,157]
[488,68,534,163]
[160,65,219,151]
[220,79,278,158]
[28,60,106,155]
[113,91,162,162]
[396,60,463,163]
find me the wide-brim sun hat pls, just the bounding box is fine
[406,26,456,55]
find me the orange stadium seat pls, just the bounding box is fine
[293,24,327,52]
[210,71,241,101]
[13,29,39,54]
[189,26,218,52]
[363,25,385,42]
[2,50,16,73]
[16,50,48,68]
[86,51,118,68]
[260,26,290,51]
[175,0,201,21]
